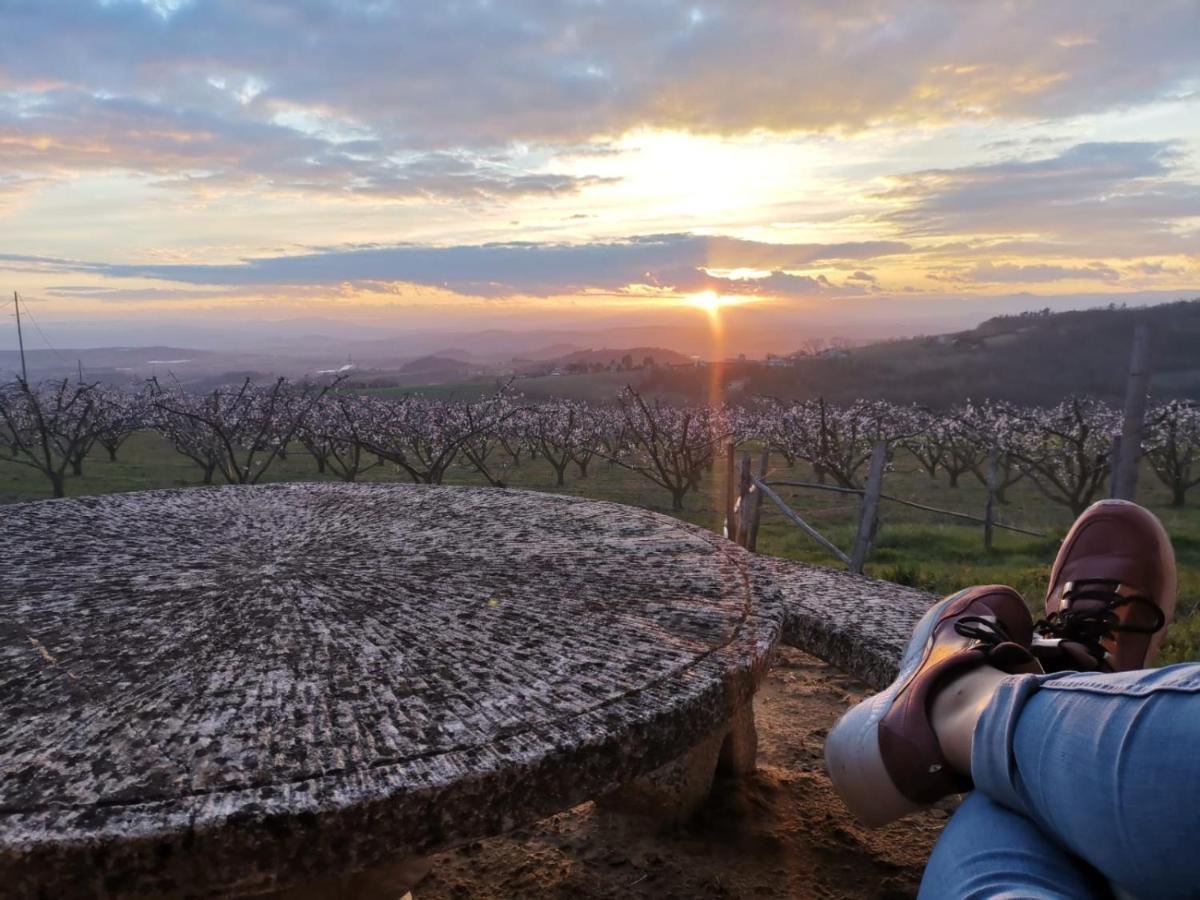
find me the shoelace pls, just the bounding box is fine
[1036,579,1165,653]
[953,615,1013,648]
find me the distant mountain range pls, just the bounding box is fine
[637,299,1200,407]
[3,300,1198,407]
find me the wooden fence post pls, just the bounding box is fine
[983,446,999,551]
[849,442,887,574]
[752,477,853,566]
[746,445,770,552]
[735,453,752,547]
[1108,435,1122,499]
[723,443,736,539]
[1114,325,1152,501]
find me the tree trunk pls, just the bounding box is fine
[49,472,65,498]
[1171,484,1187,507]
[107,447,118,462]
[70,456,84,477]
[948,470,960,488]
[202,462,216,485]
[554,465,566,486]
[315,455,326,474]
[577,458,590,478]
[671,488,685,511]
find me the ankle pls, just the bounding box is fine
[930,665,1009,775]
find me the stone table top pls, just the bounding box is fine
[0,483,784,898]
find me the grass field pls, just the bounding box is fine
[3,431,1197,663]
[359,369,661,403]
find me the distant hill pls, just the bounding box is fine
[6,300,1198,406]
[548,346,692,369]
[640,299,1200,407]
[391,355,486,384]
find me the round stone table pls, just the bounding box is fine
[0,484,783,898]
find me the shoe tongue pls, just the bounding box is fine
[1065,595,1114,615]
[986,641,1042,675]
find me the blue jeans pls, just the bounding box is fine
[919,664,1200,900]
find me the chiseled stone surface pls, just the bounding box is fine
[0,484,784,898]
[755,556,937,691]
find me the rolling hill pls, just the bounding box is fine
[627,299,1200,407]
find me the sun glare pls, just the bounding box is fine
[685,291,759,315]
[688,290,725,313]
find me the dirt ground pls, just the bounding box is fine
[418,648,954,899]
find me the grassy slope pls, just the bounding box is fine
[360,369,660,404]
[375,302,1200,408]
[3,433,1197,663]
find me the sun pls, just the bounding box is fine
[686,290,758,315]
[687,290,725,313]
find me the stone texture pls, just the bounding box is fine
[594,725,729,829]
[0,484,784,898]
[753,556,937,692]
[716,704,758,777]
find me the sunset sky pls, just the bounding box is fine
[2,1,1199,346]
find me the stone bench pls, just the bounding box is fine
[751,555,937,692]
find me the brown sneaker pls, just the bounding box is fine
[824,586,1039,827]
[1040,500,1177,672]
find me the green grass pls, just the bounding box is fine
[357,369,698,404]
[3,435,1197,663]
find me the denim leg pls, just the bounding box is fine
[971,663,1200,900]
[919,792,1110,899]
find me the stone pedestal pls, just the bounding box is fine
[596,704,759,829]
[717,703,759,776]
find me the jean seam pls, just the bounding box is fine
[1038,682,1200,698]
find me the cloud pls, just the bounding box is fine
[4,2,1199,311]
[0,89,608,202]
[967,261,1121,283]
[879,142,1200,244]
[44,284,235,302]
[0,233,909,299]
[3,1,1198,158]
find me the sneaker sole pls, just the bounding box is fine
[823,589,971,827]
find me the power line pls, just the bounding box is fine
[15,294,72,371]
[13,290,27,381]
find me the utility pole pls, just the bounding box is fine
[14,290,28,382]
[850,441,888,574]
[983,446,1000,551]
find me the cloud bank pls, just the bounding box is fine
[3,1,1200,201]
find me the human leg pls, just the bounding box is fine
[967,664,1200,899]
[918,792,1110,900]
[823,585,1039,827]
